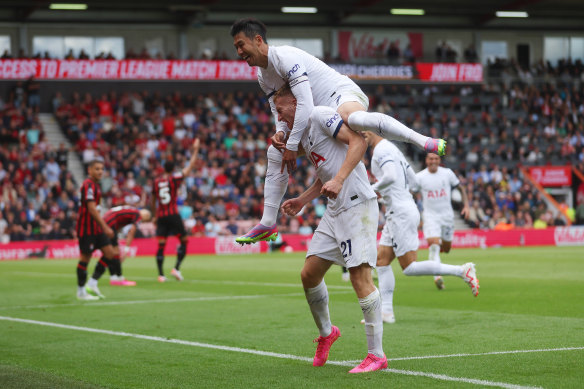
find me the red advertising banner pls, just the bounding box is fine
[414,63,483,82]
[337,31,423,62]
[528,166,572,187]
[0,59,258,80]
[0,59,482,82]
[2,227,582,260]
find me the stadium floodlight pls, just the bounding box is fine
[281,7,318,14]
[495,11,528,18]
[49,3,88,10]
[390,9,425,16]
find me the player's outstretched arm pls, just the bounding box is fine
[182,138,201,177]
[321,124,367,200]
[88,201,114,238]
[281,179,323,216]
[459,183,470,219]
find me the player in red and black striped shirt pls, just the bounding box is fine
[103,206,152,286]
[152,139,200,282]
[76,159,115,301]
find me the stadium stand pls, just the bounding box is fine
[1,57,583,242]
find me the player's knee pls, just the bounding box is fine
[347,110,368,132]
[442,244,452,253]
[300,267,320,287]
[267,145,283,162]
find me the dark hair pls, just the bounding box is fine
[164,160,175,173]
[230,18,268,43]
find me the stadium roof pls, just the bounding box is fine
[0,0,583,30]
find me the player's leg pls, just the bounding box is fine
[376,244,396,323]
[76,241,98,300]
[235,145,284,244]
[86,239,115,299]
[341,266,350,281]
[425,218,445,289]
[156,218,168,281]
[301,254,341,367]
[171,230,187,281]
[374,218,396,322]
[304,214,343,367]
[337,100,446,155]
[348,264,388,373]
[338,199,386,373]
[398,250,479,297]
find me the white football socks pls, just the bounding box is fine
[429,243,441,262]
[376,265,395,315]
[88,278,98,288]
[429,243,442,281]
[359,288,384,358]
[347,111,429,149]
[260,145,289,226]
[305,280,332,337]
[402,260,463,277]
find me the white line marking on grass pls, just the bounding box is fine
[0,315,542,389]
[8,271,353,290]
[0,291,354,311]
[340,346,584,364]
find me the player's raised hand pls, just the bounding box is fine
[461,204,470,219]
[320,178,343,200]
[281,198,303,216]
[192,138,200,152]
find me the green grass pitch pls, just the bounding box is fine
[1,246,583,388]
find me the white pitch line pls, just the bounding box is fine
[340,346,584,364]
[0,290,354,311]
[8,271,353,290]
[0,315,541,389]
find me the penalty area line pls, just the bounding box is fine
[0,315,540,389]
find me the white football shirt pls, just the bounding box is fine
[258,45,357,151]
[300,106,376,216]
[414,167,460,222]
[370,139,416,212]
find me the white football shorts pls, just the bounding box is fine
[307,198,378,268]
[422,217,455,242]
[325,80,369,111]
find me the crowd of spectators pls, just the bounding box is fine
[0,92,79,242]
[1,67,584,242]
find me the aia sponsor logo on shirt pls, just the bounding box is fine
[427,189,447,199]
[308,151,326,169]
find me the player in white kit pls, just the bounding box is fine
[364,133,479,325]
[275,84,387,373]
[230,18,446,245]
[413,153,471,290]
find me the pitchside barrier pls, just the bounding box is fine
[1,227,583,261]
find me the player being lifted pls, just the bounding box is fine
[152,139,200,282]
[231,18,446,245]
[364,133,478,323]
[75,159,115,300]
[103,205,152,286]
[277,84,387,373]
[413,152,471,290]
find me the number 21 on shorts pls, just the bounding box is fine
[340,239,352,258]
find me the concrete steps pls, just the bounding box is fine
[38,113,85,185]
